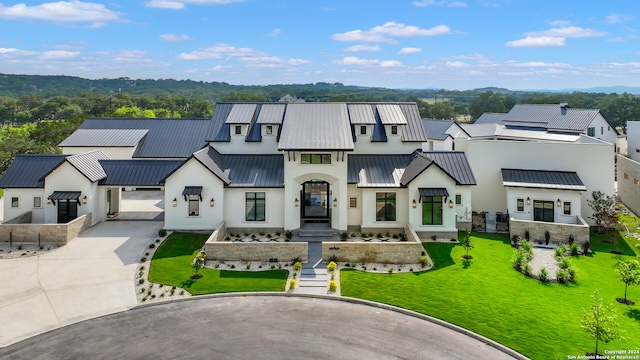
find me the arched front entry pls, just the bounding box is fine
[301,180,331,223]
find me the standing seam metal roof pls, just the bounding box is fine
[376,104,408,125]
[65,150,109,182]
[0,155,66,188]
[98,160,184,186]
[348,104,377,125]
[400,152,476,186]
[192,146,231,184]
[504,104,602,132]
[225,103,257,124]
[501,168,587,191]
[421,119,455,141]
[222,155,284,187]
[256,104,286,124]
[278,103,354,150]
[398,103,428,142]
[58,129,148,147]
[347,155,410,187]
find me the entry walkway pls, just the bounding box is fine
[297,242,328,294]
[0,221,161,347]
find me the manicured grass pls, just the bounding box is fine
[149,232,288,295]
[340,231,640,360]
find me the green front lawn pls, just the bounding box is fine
[340,232,640,360]
[149,232,288,295]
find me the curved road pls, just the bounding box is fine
[0,296,519,360]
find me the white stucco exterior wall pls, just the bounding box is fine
[164,158,225,230]
[360,187,408,230]
[628,122,640,162]
[406,166,458,233]
[2,189,46,223]
[224,188,285,230]
[466,139,614,225]
[505,187,582,224]
[44,162,99,225]
[587,114,618,145]
[347,184,363,228]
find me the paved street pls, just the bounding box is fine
[0,295,520,360]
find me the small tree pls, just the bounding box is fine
[191,251,206,279]
[581,290,624,355]
[462,229,474,259]
[617,260,640,305]
[587,191,616,234]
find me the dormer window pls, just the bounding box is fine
[266,125,273,135]
[235,125,242,135]
[360,126,367,135]
[391,125,398,135]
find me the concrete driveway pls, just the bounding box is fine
[0,296,521,360]
[0,221,162,347]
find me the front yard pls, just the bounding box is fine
[148,232,288,295]
[340,231,640,360]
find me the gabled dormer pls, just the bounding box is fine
[225,103,257,138]
[376,104,407,137]
[256,103,285,138]
[348,104,376,140]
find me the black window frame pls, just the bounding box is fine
[455,194,462,205]
[421,196,443,225]
[517,198,524,212]
[563,201,571,215]
[300,153,331,164]
[265,125,273,135]
[245,192,266,221]
[375,192,396,222]
[11,196,19,208]
[360,125,367,135]
[234,125,242,135]
[188,194,200,217]
[533,200,554,222]
[587,127,595,137]
[391,125,398,135]
[33,196,42,208]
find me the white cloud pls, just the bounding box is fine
[160,34,191,42]
[333,56,380,66]
[607,37,625,43]
[398,47,421,55]
[449,53,489,62]
[446,61,469,68]
[505,61,571,68]
[178,43,261,60]
[145,0,244,9]
[40,50,80,60]
[343,45,381,52]
[0,1,122,26]
[210,65,232,71]
[412,0,468,7]
[506,36,565,48]
[525,26,607,38]
[266,28,281,37]
[380,60,402,67]
[331,22,451,43]
[605,13,633,25]
[548,20,571,27]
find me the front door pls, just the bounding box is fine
[301,181,330,221]
[57,199,78,223]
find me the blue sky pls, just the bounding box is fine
[0,0,638,90]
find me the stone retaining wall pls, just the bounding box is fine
[509,216,589,245]
[321,241,423,264]
[0,213,92,244]
[205,241,308,262]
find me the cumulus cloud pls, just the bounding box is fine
[548,20,571,27]
[160,34,191,42]
[343,44,381,52]
[506,36,565,48]
[380,60,402,67]
[178,43,261,60]
[398,47,422,55]
[333,56,380,66]
[605,13,633,25]
[41,50,80,60]
[0,1,122,26]
[412,0,468,7]
[145,0,244,9]
[331,21,451,43]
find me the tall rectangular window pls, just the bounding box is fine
[266,125,273,135]
[246,192,266,221]
[11,197,19,208]
[563,202,571,215]
[391,125,398,135]
[376,192,396,221]
[601,126,603,135]
[455,194,462,205]
[33,196,42,208]
[235,125,242,135]
[422,196,443,225]
[517,198,524,212]
[533,200,554,222]
[188,195,200,216]
[360,125,367,135]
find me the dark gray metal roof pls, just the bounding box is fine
[505,104,599,132]
[210,103,233,142]
[48,191,81,201]
[377,104,408,125]
[398,103,428,142]
[401,152,476,186]
[256,104,286,124]
[182,186,203,197]
[78,118,218,158]
[278,103,354,150]
[98,160,183,186]
[348,104,377,125]
[192,146,231,185]
[58,129,148,147]
[474,112,507,125]
[419,188,449,197]
[0,155,66,188]
[348,155,411,187]
[421,119,454,141]
[225,103,257,124]
[65,150,109,182]
[501,168,587,191]
[222,155,284,188]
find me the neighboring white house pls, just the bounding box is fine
[618,121,640,216]
[421,119,469,152]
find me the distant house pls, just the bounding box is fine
[420,119,469,152]
[474,103,619,145]
[278,94,305,103]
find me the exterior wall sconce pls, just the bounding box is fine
[557,199,561,207]
[526,197,531,205]
[448,199,454,208]
[47,198,52,204]
[333,198,337,207]
[82,196,88,205]
[172,198,177,207]
[412,199,417,208]
[210,198,215,207]
[294,198,299,207]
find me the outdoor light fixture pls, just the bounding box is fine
[333,198,337,207]
[526,197,531,205]
[82,196,87,205]
[47,198,52,204]
[557,199,561,207]
[412,199,417,208]
[210,198,215,207]
[294,198,299,207]
[449,199,454,208]
[172,198,177,207]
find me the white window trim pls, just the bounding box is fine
[33,196,42,208]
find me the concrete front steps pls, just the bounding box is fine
[296,242,329,294]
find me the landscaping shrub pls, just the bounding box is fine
[138,279,144,284]
[285,230,293,240]
[568,234,575,245]
[399,233,407,242]
[512,249,526,271]
[140,257,147,263]
[377,233,383,239]
[259,231,265,236]
[523,263,531,277]
[328,254,338,263]
[518,239,533,260]
[149,243,155,249]
[293,261,302,271]
[555,244,568,258]
[524,229,530,241]
[420,256,430,268]
[559,257,571,270]
[158,229,167,237]
[328,261,337,271]
[538,267,548,282]
[329,280,338,292]
[290,257,301,265]
[388,268,393,273]
[340,232,348,241]
[557,269,569,283]
[544,230,551,245]
[289,279,297,290]
[570,243,580,256]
